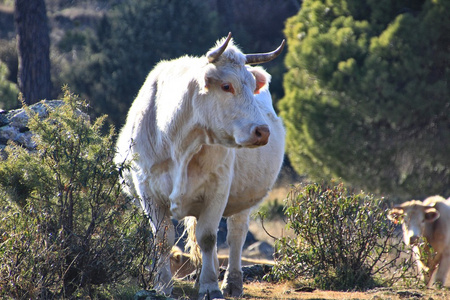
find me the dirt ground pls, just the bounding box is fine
[172,280,450,300]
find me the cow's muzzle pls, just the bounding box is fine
[252,125,270,146]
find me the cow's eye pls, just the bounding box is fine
[221,83,234,94]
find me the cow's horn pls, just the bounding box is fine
[245,39,286,65]
[207,32,232,63]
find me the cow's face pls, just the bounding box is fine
[388,201,440,245]
[196,64,271,148]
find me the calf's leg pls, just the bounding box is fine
[422,245,442,288]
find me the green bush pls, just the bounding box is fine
[257,199,285,221]
[271,181,415,290]
[0,60,19,110]
[0,88,158,299]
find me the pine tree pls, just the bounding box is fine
[279,0,450,198]
[62,0,220,127]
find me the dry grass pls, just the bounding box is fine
[172,279,450,300]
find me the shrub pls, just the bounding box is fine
[0,88,159,299]
[0,60,19,110]
[271,181,415,290]
[257,198,285,221]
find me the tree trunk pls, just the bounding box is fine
[14,0,52,104]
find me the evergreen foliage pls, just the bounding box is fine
[279,0,450,198]
[61,0,220,127]
[0,88,157,299]
[271,182,416,290]
[0,60,18,110]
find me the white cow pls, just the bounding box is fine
[115,33,285,299]
[388,196,450,287]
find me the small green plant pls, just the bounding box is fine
[257,198,285,221]
[270,181,415,290]
[0,88,159,299]
[0,60,19,110]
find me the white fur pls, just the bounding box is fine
[115,38,285,298]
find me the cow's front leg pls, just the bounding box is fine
[169,165,188,219]
[221,209,250,297]
[196,195,231,299]
[195,216,224,300]
[416,243,440,288]
[170,138,204,219]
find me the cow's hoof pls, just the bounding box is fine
[221,269,243,297]
[198,289,224,300]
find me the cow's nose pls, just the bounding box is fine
[253,125,270,146]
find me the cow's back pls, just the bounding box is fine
[224,88,285,216]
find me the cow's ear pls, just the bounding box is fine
[424,207,440,223]
[248,66,271,94]
[388,207,404,224]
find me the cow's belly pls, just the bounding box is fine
[224,156,283,216]
[224,188,269,217]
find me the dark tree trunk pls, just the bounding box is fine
[14,0,52,104]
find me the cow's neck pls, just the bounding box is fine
[168,122,207,207]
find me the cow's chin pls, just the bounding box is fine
[214,139,258,149]
[227,136,265,148]
[235,137,269,148]
[209,132,267,148]
[237,142,263,149]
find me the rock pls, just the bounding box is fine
[218,264,273,282]
[397,291,423,298]
[242,241,274,260]
[0,100,65,154]
[0,100,88,158]
[242,264,273,282]
[134,289,174,300]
